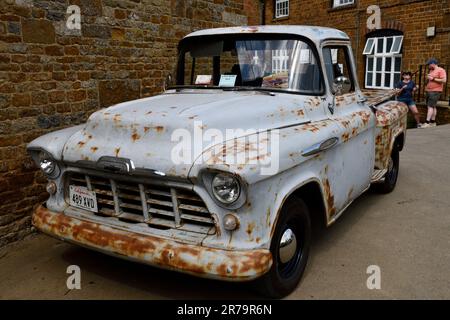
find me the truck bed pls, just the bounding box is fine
[361,89,398,107]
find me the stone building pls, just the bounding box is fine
[0,0,262,247]
[265,0,450,122]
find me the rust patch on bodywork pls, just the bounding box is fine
[246,222,255,240]
[32,206,272,281]
[305,97,321,108]
[355,110,371,126]
[298,120,329,133]
[90,147,98,153]
[131,131,141,142]
[114,147,121,157]
[322,178,336,217]
[341,132,350,142]
[266,207,271,227]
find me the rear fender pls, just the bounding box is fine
[374,101,408,169]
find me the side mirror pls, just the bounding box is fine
[332,76,351,95]
[164,73,173,91]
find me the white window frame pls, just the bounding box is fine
[275,0,289,18]
[272,49,289,73]
[333,0,354,8]
[363,38,375,55]
[363,35,404,89]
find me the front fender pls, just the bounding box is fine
[27,124,85,160]
[200,159,327,252]
[188,119,337,184]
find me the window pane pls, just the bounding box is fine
[376,57,382,71]
[367,57,374,71]
[275,0,289,17]
[391,36,403,53]
[395,57,401,71]
[376,38,383,53]
[376,73,382,87]
[334,0,354,7]
[384,73,391,87]
[394,72,401,84]
[331,49,338,63]
[367,72,373,86]
[385,57,392,72]
[363,38,374,55]
[386,37,393,53]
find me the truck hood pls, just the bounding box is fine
[62,90,312,178]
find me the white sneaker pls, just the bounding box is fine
[417,123,423,128]
[430,122,437,127]
[421,123,431,128]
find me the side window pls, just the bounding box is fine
[323,46,355,95]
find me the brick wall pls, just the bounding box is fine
[0,0,260,247]
[407,102,450,128]
[265,0,450,102]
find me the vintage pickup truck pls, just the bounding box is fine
[28,25,408,298]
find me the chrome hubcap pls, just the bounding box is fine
[388,157,394,172]
[279,228,297,264]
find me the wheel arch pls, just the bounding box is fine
[270,179,328,239]
[394,131,405,151]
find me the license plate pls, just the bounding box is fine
[69,185,98,213]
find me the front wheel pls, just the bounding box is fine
[255,197,311,298]
[375,147,400,194]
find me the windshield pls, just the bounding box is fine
[176,35,323,94]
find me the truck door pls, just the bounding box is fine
[321,44,376,218]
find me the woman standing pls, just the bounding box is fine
[395,71,421,128]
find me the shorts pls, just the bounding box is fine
[426,92,441,107]
[397,97,415,107]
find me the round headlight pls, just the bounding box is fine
[39,153,56,176]
[212,173,240,204]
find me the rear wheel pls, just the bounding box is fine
[255,197,311,298]
[375,147,399,194]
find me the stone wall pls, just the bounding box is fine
[0,0,261,247]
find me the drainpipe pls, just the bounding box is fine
[260,0,266,25]
[355,1,361,77]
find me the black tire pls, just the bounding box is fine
[375,147,400,194]
[255,197,311,298]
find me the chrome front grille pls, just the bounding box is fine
[67,172,216,235]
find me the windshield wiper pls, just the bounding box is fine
[168,85,276,96]
[221,87,276,96]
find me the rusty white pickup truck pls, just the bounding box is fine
[27,25,407,298]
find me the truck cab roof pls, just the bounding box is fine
[184,25,350,43]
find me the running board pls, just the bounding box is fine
[371,169,387,183]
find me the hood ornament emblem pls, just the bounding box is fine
[97,156,135,174]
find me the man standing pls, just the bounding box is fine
[422,58,447,128]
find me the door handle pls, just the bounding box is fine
[301,137,339,157]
